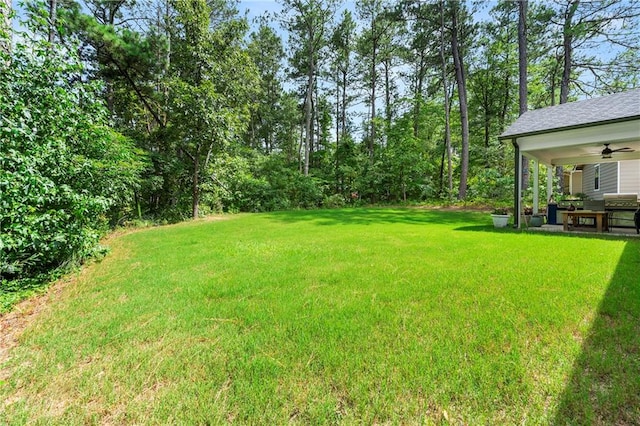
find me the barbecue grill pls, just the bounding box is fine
[604,193,639,228]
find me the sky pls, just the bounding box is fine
[236,0,494,26]
[238,0,283,23]
[237,0,363,37]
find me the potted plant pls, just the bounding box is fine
[491,207,510,228]
[523,205,544,227]
[529,214,544,227]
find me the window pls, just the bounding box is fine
[594,164,600,191]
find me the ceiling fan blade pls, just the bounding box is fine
[611,147,634,153]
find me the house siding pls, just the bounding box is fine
[583,163,618,199]
[619,160,640,195]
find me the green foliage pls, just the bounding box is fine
[467,168,514,201]
[256,156,324,210]
[163,0,259,218]
[202,153,326,213]
[204,154,282,213]
[0,41,143,287]
[18,0,636,223]
[322,193,347,208]
[245,23,287,154]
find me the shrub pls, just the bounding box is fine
[0,41,143,285]
[323,194,347,209]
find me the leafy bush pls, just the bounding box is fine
[467,168,514,202]
[204,154,285,213]
[323,194,347,209]
[209,154,325,212]
[0,41,143,285]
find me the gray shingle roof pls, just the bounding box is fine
[500,89,640,139]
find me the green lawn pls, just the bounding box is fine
[1,209,639,424]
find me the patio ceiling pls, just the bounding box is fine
[517,118,640,166]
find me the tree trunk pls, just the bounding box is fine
[299,120,304,173]
[341,68,348,138]
[384,57,392,132]
[369,37,378,164]
[518,0,528,116]
[557,1,578,193]
[192,150,200,220]
[337,64,349,194]
[413,52,425,138]
[560,0,579,104]
[311,85,318,167]
[450,3,469,200]
[369,17,377,164]
[304,51,314,176]
[484,107,490,148]
[48,0,57,44]
[335,67,340,149]
[440,1,453,200]
[518,0,529,192]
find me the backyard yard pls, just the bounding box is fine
[1,208,638,424]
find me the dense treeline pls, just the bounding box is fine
[1,0,639,285]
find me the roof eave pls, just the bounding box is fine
[498,115,640,141]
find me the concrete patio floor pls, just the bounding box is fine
[524,224,640,237]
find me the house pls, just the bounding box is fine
[499,89,640,228]
[565,161,640,199]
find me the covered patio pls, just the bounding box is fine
[526,223,640,237]
[499,89,640,229]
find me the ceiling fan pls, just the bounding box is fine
[600,143,634,159]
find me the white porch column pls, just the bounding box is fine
[533,159,539,214]
[517,151,523,228]
[547,166,553,202]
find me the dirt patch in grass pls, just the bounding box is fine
[0,276,70,373]
[0,231,124,373]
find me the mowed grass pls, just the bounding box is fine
[1,208,639,424]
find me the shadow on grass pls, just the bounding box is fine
[553,240,640,424]
[263,207,483,227]
[455,224,638,241]
[266,209,635,239]
[454,224,510,233]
